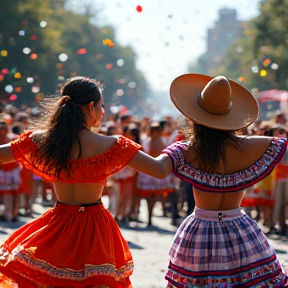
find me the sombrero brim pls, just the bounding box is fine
[170,73,259,131]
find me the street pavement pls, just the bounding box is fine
[0,196,288,288]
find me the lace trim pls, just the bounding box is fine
[163,138,287,192]
[0,246,133,287]
[10,131,141,183]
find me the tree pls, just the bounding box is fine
[0,0,148,115]
[188,0,288,91]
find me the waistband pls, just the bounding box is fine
[193,206,245,221]
[57,198,101,207]
[55,198,104,213]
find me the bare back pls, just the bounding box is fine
[189,136,272,210]
[52,130,117,205]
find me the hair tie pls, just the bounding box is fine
[58,95,71,106]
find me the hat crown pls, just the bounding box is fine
[198,76,232,115]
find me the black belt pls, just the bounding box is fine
[57,198,102,207]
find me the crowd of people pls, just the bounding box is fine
[0,74,287,287]
[0,100,287,234]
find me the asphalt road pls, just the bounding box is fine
[0,197,287,288]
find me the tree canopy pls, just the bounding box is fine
[0,0,148,115]
[189,0,288,92]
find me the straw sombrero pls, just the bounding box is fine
[170,73,258,131]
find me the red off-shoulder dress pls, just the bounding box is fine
[0,131,141,288]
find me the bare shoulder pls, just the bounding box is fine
[90,134,120,151]
[238,135,272,149]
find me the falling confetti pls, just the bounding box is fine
[10,95,17,101]
[32,86,40,93]
[1,50,8,57]
[1,68,9,75]
[59,53,68,61]
[14,72,21,79]
[26,77,34,83]
[263,58,271,67]
[4,85,13,93]
[103,39,114,47]
[23,47,31,54]
[39,21,47,28]
[136,5,142,13]
[76,48,87,54]
[260,69,267,77]
[30,53,37,59]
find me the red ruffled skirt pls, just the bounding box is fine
[0,202,133,288]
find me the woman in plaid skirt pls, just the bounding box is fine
[162,74,288,287]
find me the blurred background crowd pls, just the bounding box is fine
[1,0,288,238]
[0,102,287,238]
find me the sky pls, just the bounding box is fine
[70,0,261,92]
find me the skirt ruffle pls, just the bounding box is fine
[0,202,133,287]
[136,172,175,197]
[165,207,288,287]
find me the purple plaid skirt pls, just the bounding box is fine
[166,207,288,287]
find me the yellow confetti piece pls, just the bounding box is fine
[103,39,114,47]
[1,50,8,57]
[260,70,267,77]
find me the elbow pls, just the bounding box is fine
[157,166,170,179]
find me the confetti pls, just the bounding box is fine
[260,69,267,77]
[1,68,9,75]
[39,21,47,28]
[26,77,34,83]
[103,39,114,47]
[263,58,271,67]
[1,50,8,57]
[4,85,13,93]
[10,95,17,101]
[32,86,40,93]
[136,5,142,13]
[14,72,21,79]
[23,47,31,54]
[30,53,37,59]
[76,48,87,54]
[59,53,68,61]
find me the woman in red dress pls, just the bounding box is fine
[0,76,172,288]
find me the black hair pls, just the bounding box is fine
[35,76,102,178]
[182,121,242,173]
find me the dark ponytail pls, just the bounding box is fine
[35,76,102,178]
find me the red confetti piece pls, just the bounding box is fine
[136,5,142,12]
[1,68,9,75]
[31,35,37,40]
[106,63,113,70]
[76,48,87,54]
[30,53,37,59]
[10,94,17,101]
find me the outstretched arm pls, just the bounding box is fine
[128,150,173,178]
[0,143,16,163]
